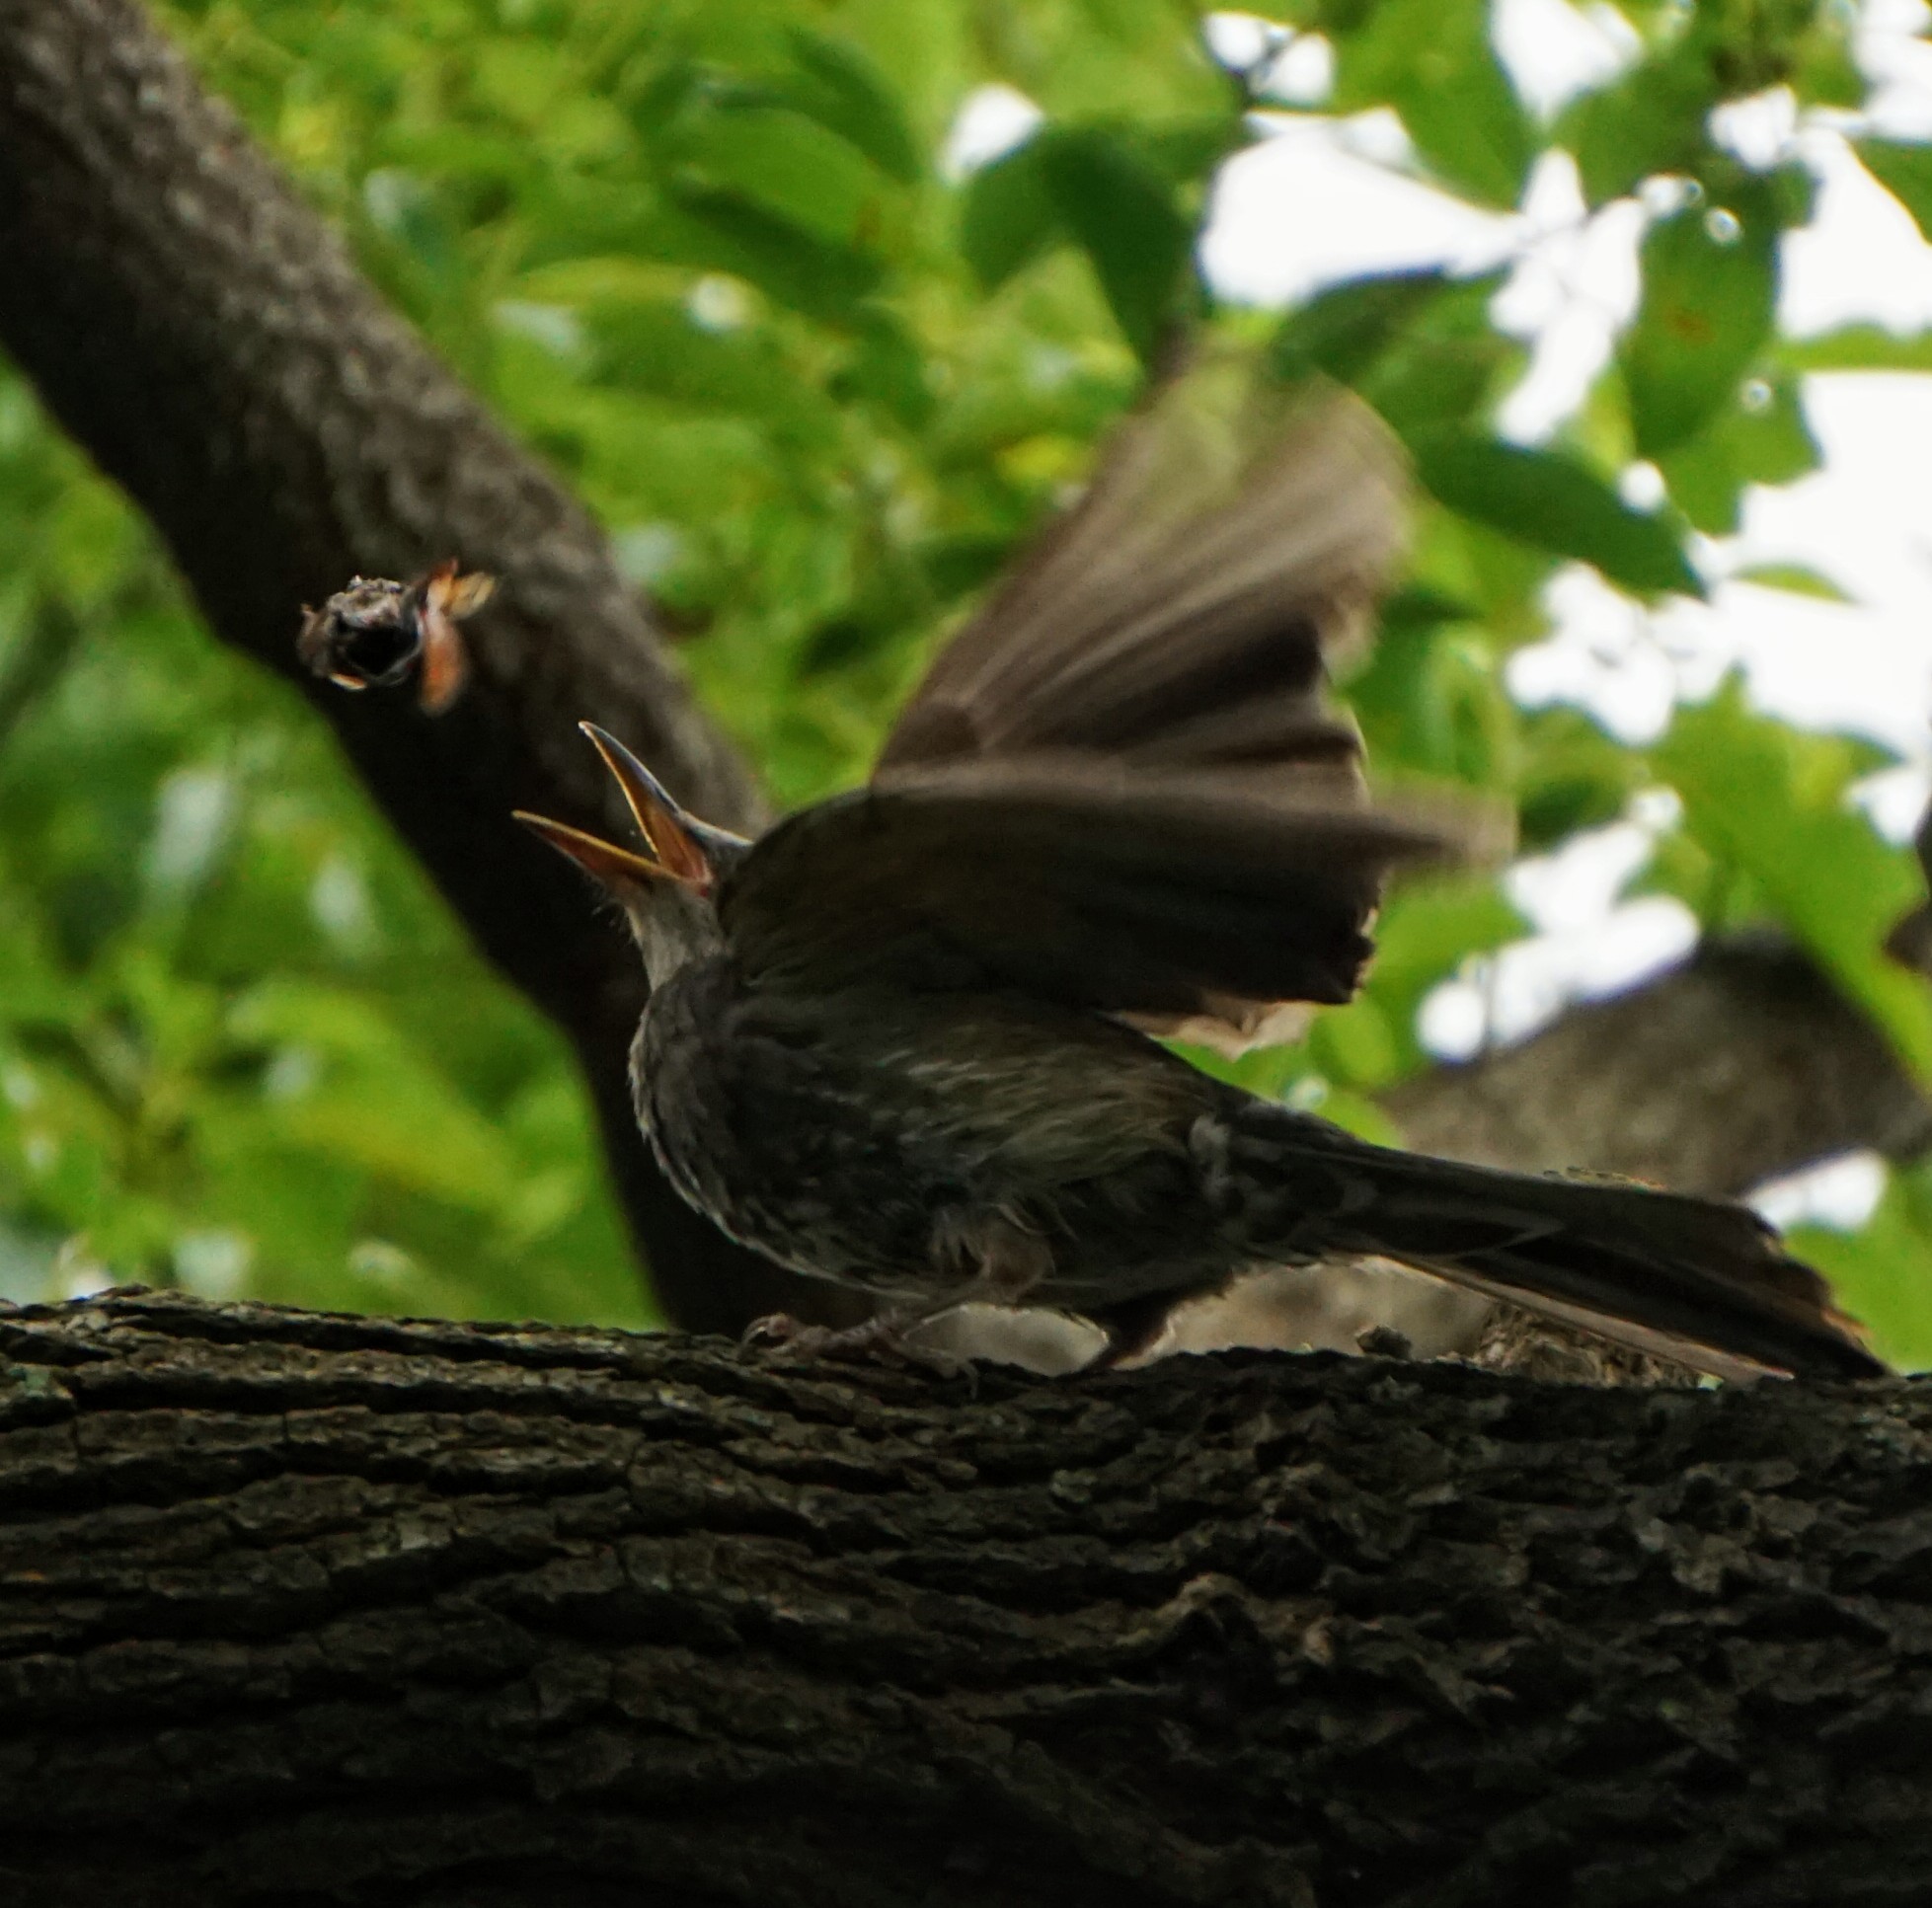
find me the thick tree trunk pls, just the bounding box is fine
[0,0,813,1334]
[0,0,1924,1343]
[0,1288,1927,1907]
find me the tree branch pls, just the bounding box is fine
[1389,936,1932,1193]
[0,1289,1925,1906]
[0,0,832,1331]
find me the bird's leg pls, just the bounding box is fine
[744,1216,1052,1373]
[926,1210,1054,1311]
[1082,1290,1185,1370]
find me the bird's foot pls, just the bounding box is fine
[1354,1324,1414,1360]
[741,1311,970,1380]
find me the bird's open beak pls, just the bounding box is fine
[513,810,670,889]
[513,722,716,891]
[579,723,715,885]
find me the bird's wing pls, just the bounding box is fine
[723,361,1478,1047]
[716,756,1448,1028]
[876,363,1402,778]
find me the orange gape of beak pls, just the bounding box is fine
[511,810,669,889]
[513,723,715,892]
[578,724,715,888]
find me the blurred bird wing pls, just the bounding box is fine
[717,756,1454,1035]
[877,365,1405,778]
[802,361,1477,1049]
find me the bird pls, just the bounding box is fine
[514,360,1885,1383]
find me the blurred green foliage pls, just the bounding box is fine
[4,0,1932,1360]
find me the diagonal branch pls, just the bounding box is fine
[0,0,822,1329]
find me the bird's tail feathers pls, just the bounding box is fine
[1203,1104,1885,1382]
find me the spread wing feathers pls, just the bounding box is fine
[876,366,1405,776]
[1217,1105,1887,1381]
[725,366,1469,1046]
[717,757,1448,1021]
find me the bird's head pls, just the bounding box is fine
[515,723,748,989]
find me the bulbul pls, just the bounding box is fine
[517,362,1883,1382]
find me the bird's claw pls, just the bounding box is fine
[741,1311,971,1381]
[741,1311,812,1351]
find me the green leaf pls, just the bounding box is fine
[959,136,1056,291]
[1359,281,1519,443]
[1270,268,1465,386]
[1415,435,1702,597]
[834,307,935,428]
[1331,0,1534,207]
[958,120,1205,355]
[1656,370,1820,536]
[1654,689,1932,1083]
[1355,873,1525,1077]
[1758,157,1819,231]
[1856,137,1932,244]
[1778,325,1932,372]
[580,300,800,417]
[1790,1164,1932,1371]
[1308,995,1404,1091]
[1793,33,1869,110]
[1136,114,1254,191]
[1514,707,1651,850]
[1349,623,1518,788]
[1622,187,1779,460]
[1559,44,1715,206]
[796,613,889,676]
[1730,563,1853,604]
[231,982,523,1211]
[677,99,890,250]
[1377,582,1484,634]
[1272,268,1518,446]
[1562,0,1856,204]
[1314,1090,1407,1150]
[783,30,923,184]
[665,181,884,320]
[1035,126,1197,365]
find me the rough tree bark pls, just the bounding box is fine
[0,1288,1927,1908]
[0,0,1925,1339]
[1392,936,1932,1190]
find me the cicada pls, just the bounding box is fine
[297,561,496,716]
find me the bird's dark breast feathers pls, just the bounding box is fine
[629,955,1238,1304]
